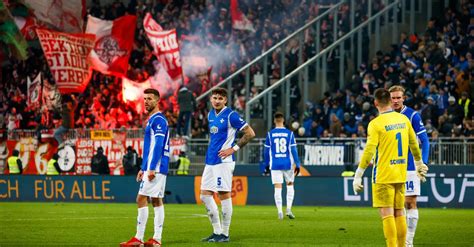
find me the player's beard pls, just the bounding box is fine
[146,103,156,114]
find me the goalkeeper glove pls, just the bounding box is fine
[294,166,300,176]
[414,160,429,183]
[352,167,365,194]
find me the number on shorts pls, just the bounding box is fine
[217,177,222,186]
[406,181,414,191]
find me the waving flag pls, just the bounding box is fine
[230,0,255,32]
[0,1,28,60]
[86,14,137,76]
[36,28,95,94]
[24,0,85,33]
[143,13,183,82]
[27,72,42,110]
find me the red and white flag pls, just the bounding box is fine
[143,12,163,32]
[230,0,255,32]
[86,14,137,76]
[143,13,183,82]
[122,77,152,113]
[24,0,85,33]
[36,28,95,94]
[14,15,44,41]
[27,72,42,109]
[42,77,62,110]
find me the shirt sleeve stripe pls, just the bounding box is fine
[155,133,165,137]
[239,123,248,131]
[416,129,427,135]
[264,145,270,148]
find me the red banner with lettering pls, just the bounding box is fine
[36,28,95,94]
[4,139,57,175]
[0,134,187,176]
[143,13,183,82]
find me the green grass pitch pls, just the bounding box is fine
[1,203,474,246]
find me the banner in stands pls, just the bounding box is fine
[230,0,255,32]
[24,0,86,33]
[304,144,344,165]
[1,136,188,175]
[5,139,57,175]
[42,78,62,111]
[1,173,474,208]
[86,14,137,76]
[27,73,42,110]
[143,13,183,82]
[36,29,95,94]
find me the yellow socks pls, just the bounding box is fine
[395,215,407,247]
[382,215,397,247]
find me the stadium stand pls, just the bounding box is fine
[0,1,472,139]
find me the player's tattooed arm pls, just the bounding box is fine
[236,125,256,148]
[218,125,255,158]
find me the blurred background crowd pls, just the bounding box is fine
[1,0,473,139]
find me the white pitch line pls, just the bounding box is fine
[0,216,135,221]
[1,214,209,221]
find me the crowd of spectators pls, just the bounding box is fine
[0,0,345,137]
[0,0,472,140]
[293,2,474,138]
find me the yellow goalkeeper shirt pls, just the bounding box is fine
[358,110,422,184]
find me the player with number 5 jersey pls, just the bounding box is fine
[200,88,255,243]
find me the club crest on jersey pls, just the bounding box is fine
[210,126,219,134]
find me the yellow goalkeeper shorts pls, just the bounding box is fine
[372,183,405,209]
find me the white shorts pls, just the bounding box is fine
[405,171,420,196]
[271,170,295,184]
[138,173,167,198]
[201,162,235,192]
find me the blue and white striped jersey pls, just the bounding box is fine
[205,107,247,165]
[400,106,430,171]
[264,127,301,170]
[141,112,170,174]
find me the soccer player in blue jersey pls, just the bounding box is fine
[389,85,430,247]
[264,112,301,220]
[200,87,255,243]
[121,88,170,247]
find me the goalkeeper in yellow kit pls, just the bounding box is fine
[353,88,428,247]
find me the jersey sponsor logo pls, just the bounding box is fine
[220,118,224,123]
[390,158,406,165]
[157,125,162,130]
[210,126,219,134]
[271,133,289,137]
[384,123,406,131]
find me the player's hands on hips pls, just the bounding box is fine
[218,148,234,159]
[136,170,144,182]
[353,177,363,194]
[147,170,156,181]
[414,160,429,183]
[294,166,300,176]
